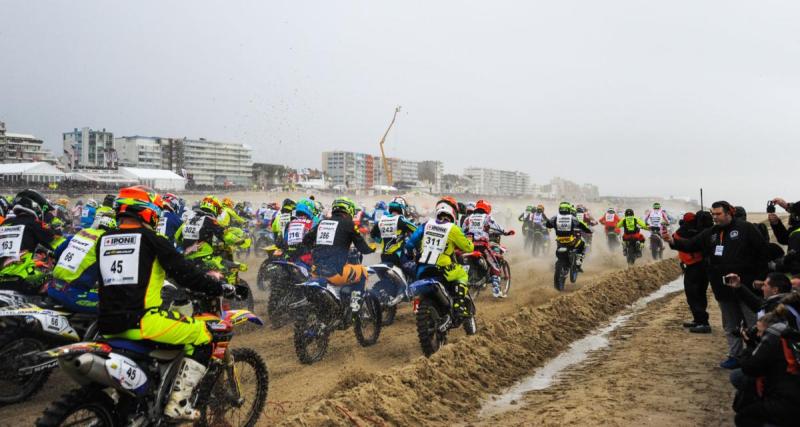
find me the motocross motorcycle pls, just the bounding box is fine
[460,238,512,298]
[649,227,665,260]
[553,244,579,291]
[410,275,477,357]
[290,254,382,364]
[623,239,644,266]
[368,262,412,326]
[0,292,98,405]
[263,259,310,329]
[35,284,267,427]
[606,229,620,251]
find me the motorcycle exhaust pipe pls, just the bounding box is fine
[60,353,117,389]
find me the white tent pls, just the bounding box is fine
[119,167,186,191]
[0,162,65,185]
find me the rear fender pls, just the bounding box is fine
[222,309,264,327]
[368,264,406,285]
[296,278,341,303]
[409,278,452,309]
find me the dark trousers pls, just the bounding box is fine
[683,262,710,325]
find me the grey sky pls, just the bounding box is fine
[1,1,799,209]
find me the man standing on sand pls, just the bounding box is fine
[663,201,769,370]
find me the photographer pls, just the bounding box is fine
[724,272,792,319]
[733,312,800,427]
[663,201,770,369]
[767,198,800,275]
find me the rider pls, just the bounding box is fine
[0,190,64,294]
[176,196,240,278]
[303,197,374,288]
[96,186,227,420]
[518,205,534,234]
[370,199,418,278]
[272,198,296,245]
[405,197,474,316]
[156,193,184,242]
[278,198,318,267]
[217,197,246,228]
[256,202,277,229]
[531,205,548,237]
[546,202,593,271]
[599,208,622,235]
[95,194,116,218]
[616,209,648,255]
[461,199,513,298]
[80,199,98,229]
[645,202,670,233]
[50,212,117,313]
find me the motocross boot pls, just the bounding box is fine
[164,358,207,420]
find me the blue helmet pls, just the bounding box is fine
[375,201,387,211]
[295,198,316,218]
[388,201,404,215]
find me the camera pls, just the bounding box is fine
[767,201,776,214]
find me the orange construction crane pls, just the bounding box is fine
[378,106,401,187]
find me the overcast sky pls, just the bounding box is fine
[1,1,798,209]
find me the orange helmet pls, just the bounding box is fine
[475,199,492,214]
[200,195,222,216]
[222,197,234,208]
[115,186,163,228]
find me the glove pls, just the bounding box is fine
[506,230,515,236]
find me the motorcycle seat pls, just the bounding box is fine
[105,339,184,360]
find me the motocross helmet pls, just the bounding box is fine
[85,199,98,209]
[435,200,457,223]
[525,205,533,212]
[625,209,634,217]
[388,201,404,215]
[281,198,296,213]
[653,202,661,209]
[0,196,11,217]
[115,186,163,228]
[558,202,572,215]
[200,195,222,216]
[222,197,234,208]
[536,205,544,213]
[102,194,115,208]
[375,201,387,211]
[332,197,356,217]
[95,215,118,231]
[475,200,492,215]
[295,201,314,219]
[12,189,51,220]
[296,198,317,217]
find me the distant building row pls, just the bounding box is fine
[62,128,252,187]
[321,151,531,196]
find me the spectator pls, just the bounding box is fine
[735,206,770,242]
[767,198,800,275]
[733,312,800,427]
[674,211,712,333]
[663,200,770,369]
[724,272,792,319]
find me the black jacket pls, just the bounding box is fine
[0,214,56,255]
[670,218,769,301]
[97,225,221,334]
[737,323,800,425]
[304,212,373,276]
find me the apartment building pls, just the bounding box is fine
[0,121,59,165]
[63,127,115,169]
[463,167,530,196]
[113,136,252,187]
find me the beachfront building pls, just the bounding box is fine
[463,167,530,196]
[62,127,115,170]
[0,121,59,165]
